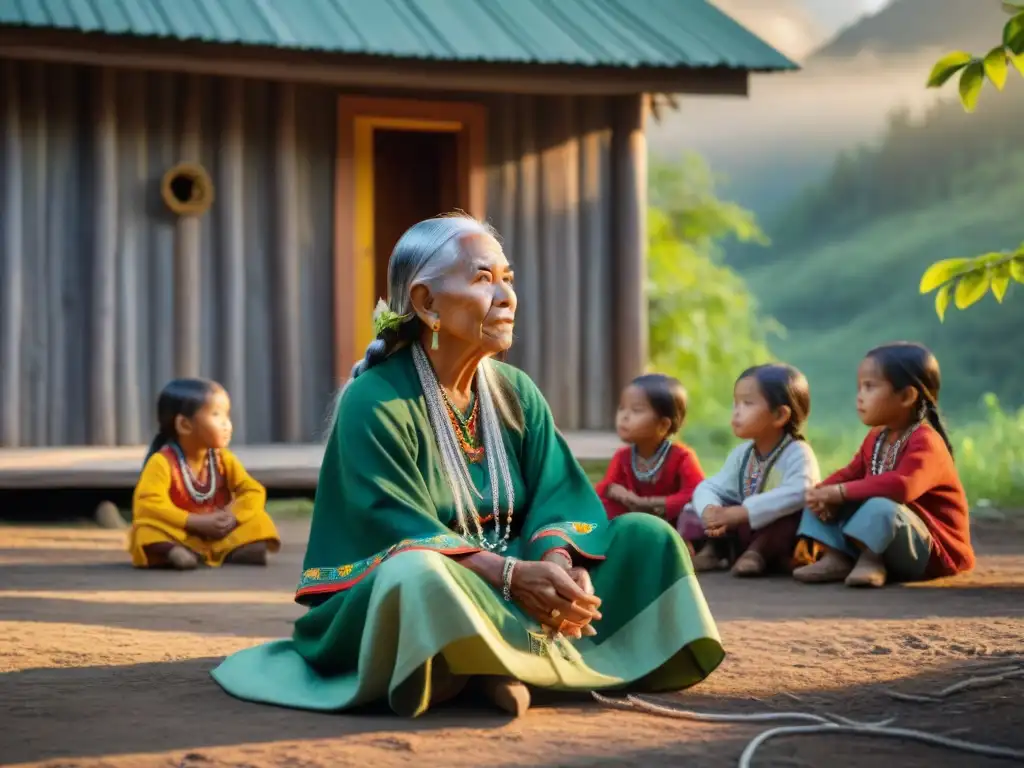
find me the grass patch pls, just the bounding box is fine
[266,497,315,519]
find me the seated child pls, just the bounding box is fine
[130,378,282,570]
[692,363,820,577]
[794,342,974,588]
[596,374,705,547]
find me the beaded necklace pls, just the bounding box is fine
[169,442,218,504]
[870,424,918,475]
[740,434,792,499]
[631,440,672,483]
[440,389,485,463]
[412,343,514,552]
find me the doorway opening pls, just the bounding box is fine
[333,96,486,380]
[371,129,459,300]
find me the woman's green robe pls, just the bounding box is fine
[211,348,725,716]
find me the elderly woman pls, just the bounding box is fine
[212,214,724,717]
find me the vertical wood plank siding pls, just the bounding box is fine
[0,61,338,446]
[485,94,632,431]
[0,59,643,446]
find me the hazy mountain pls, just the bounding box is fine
[649,0,1008,219]
[811,0,1008,60]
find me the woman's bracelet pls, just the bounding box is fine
[501,556,518,602]
[837,483,846,502]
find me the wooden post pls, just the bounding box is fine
[91,67,118,445]
[1,61,23,447]
[221,78,246,442]
[275,82,302,442]
[612,94,648,395]
[174,75,202,378]
[580,98,613,429]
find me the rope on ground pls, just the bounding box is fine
[591,661,1024,766]
[884,665,1024,703]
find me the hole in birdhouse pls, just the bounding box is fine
[169,175,197,204]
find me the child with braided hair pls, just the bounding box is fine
[795,342,974,588]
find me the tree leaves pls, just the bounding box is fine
[1006,12,1024,54]
[935,284,952,321]
[920,251,1024,319]
[1011,50,1024,75]
[991,262,1012,303]
[929,14,1024,111]
[958,61,985,112]
[984,47,1010,89]
[927,51,972,87]
[919,258,969,293]
[1011,254,1024,284]
[955,270,992,309]
[647,154,777,423]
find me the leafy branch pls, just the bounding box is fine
[918,246,1024,320]
[926,3,1024,112]
[919,3,1024,319]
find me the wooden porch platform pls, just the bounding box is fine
[0,432,622,491]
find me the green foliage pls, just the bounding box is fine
[927,10,1024,111]
[647,154,778,426]
[919,12,1024,312]
[919,249,1024,319]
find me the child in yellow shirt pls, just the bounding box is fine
[130,378,281,570]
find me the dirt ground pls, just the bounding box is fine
[1,518,1022,768]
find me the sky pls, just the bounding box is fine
[711,0,893,60]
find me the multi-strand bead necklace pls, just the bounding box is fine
[169,442,218,504]
[412,343,514,552]
[440,389,485,463]
[631,439,672,483]
[870,424,918,475]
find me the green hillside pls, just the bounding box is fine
[745,162,1024,422]
[727,71,1024,423]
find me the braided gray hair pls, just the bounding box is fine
[325,214,522,436]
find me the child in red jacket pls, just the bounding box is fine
[795,342,974,588]
[596,375,705,550]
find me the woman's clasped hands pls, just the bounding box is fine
[509,559,602,640]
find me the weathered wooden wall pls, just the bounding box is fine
[0,59,338,447]
[485,94,646,431]
[0,58,644,446]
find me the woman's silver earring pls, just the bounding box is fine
[431,323,440,351]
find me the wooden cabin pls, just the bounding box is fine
[0,0,795,448]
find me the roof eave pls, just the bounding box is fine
[0,27,797,97]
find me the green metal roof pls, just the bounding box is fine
[0,0,797,71]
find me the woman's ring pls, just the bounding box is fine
[549,609,560,620]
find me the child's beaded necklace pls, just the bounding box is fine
[740,434,792,499]
[169,442,218,504]
[870,423,919,475]
[631,439,672,483]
